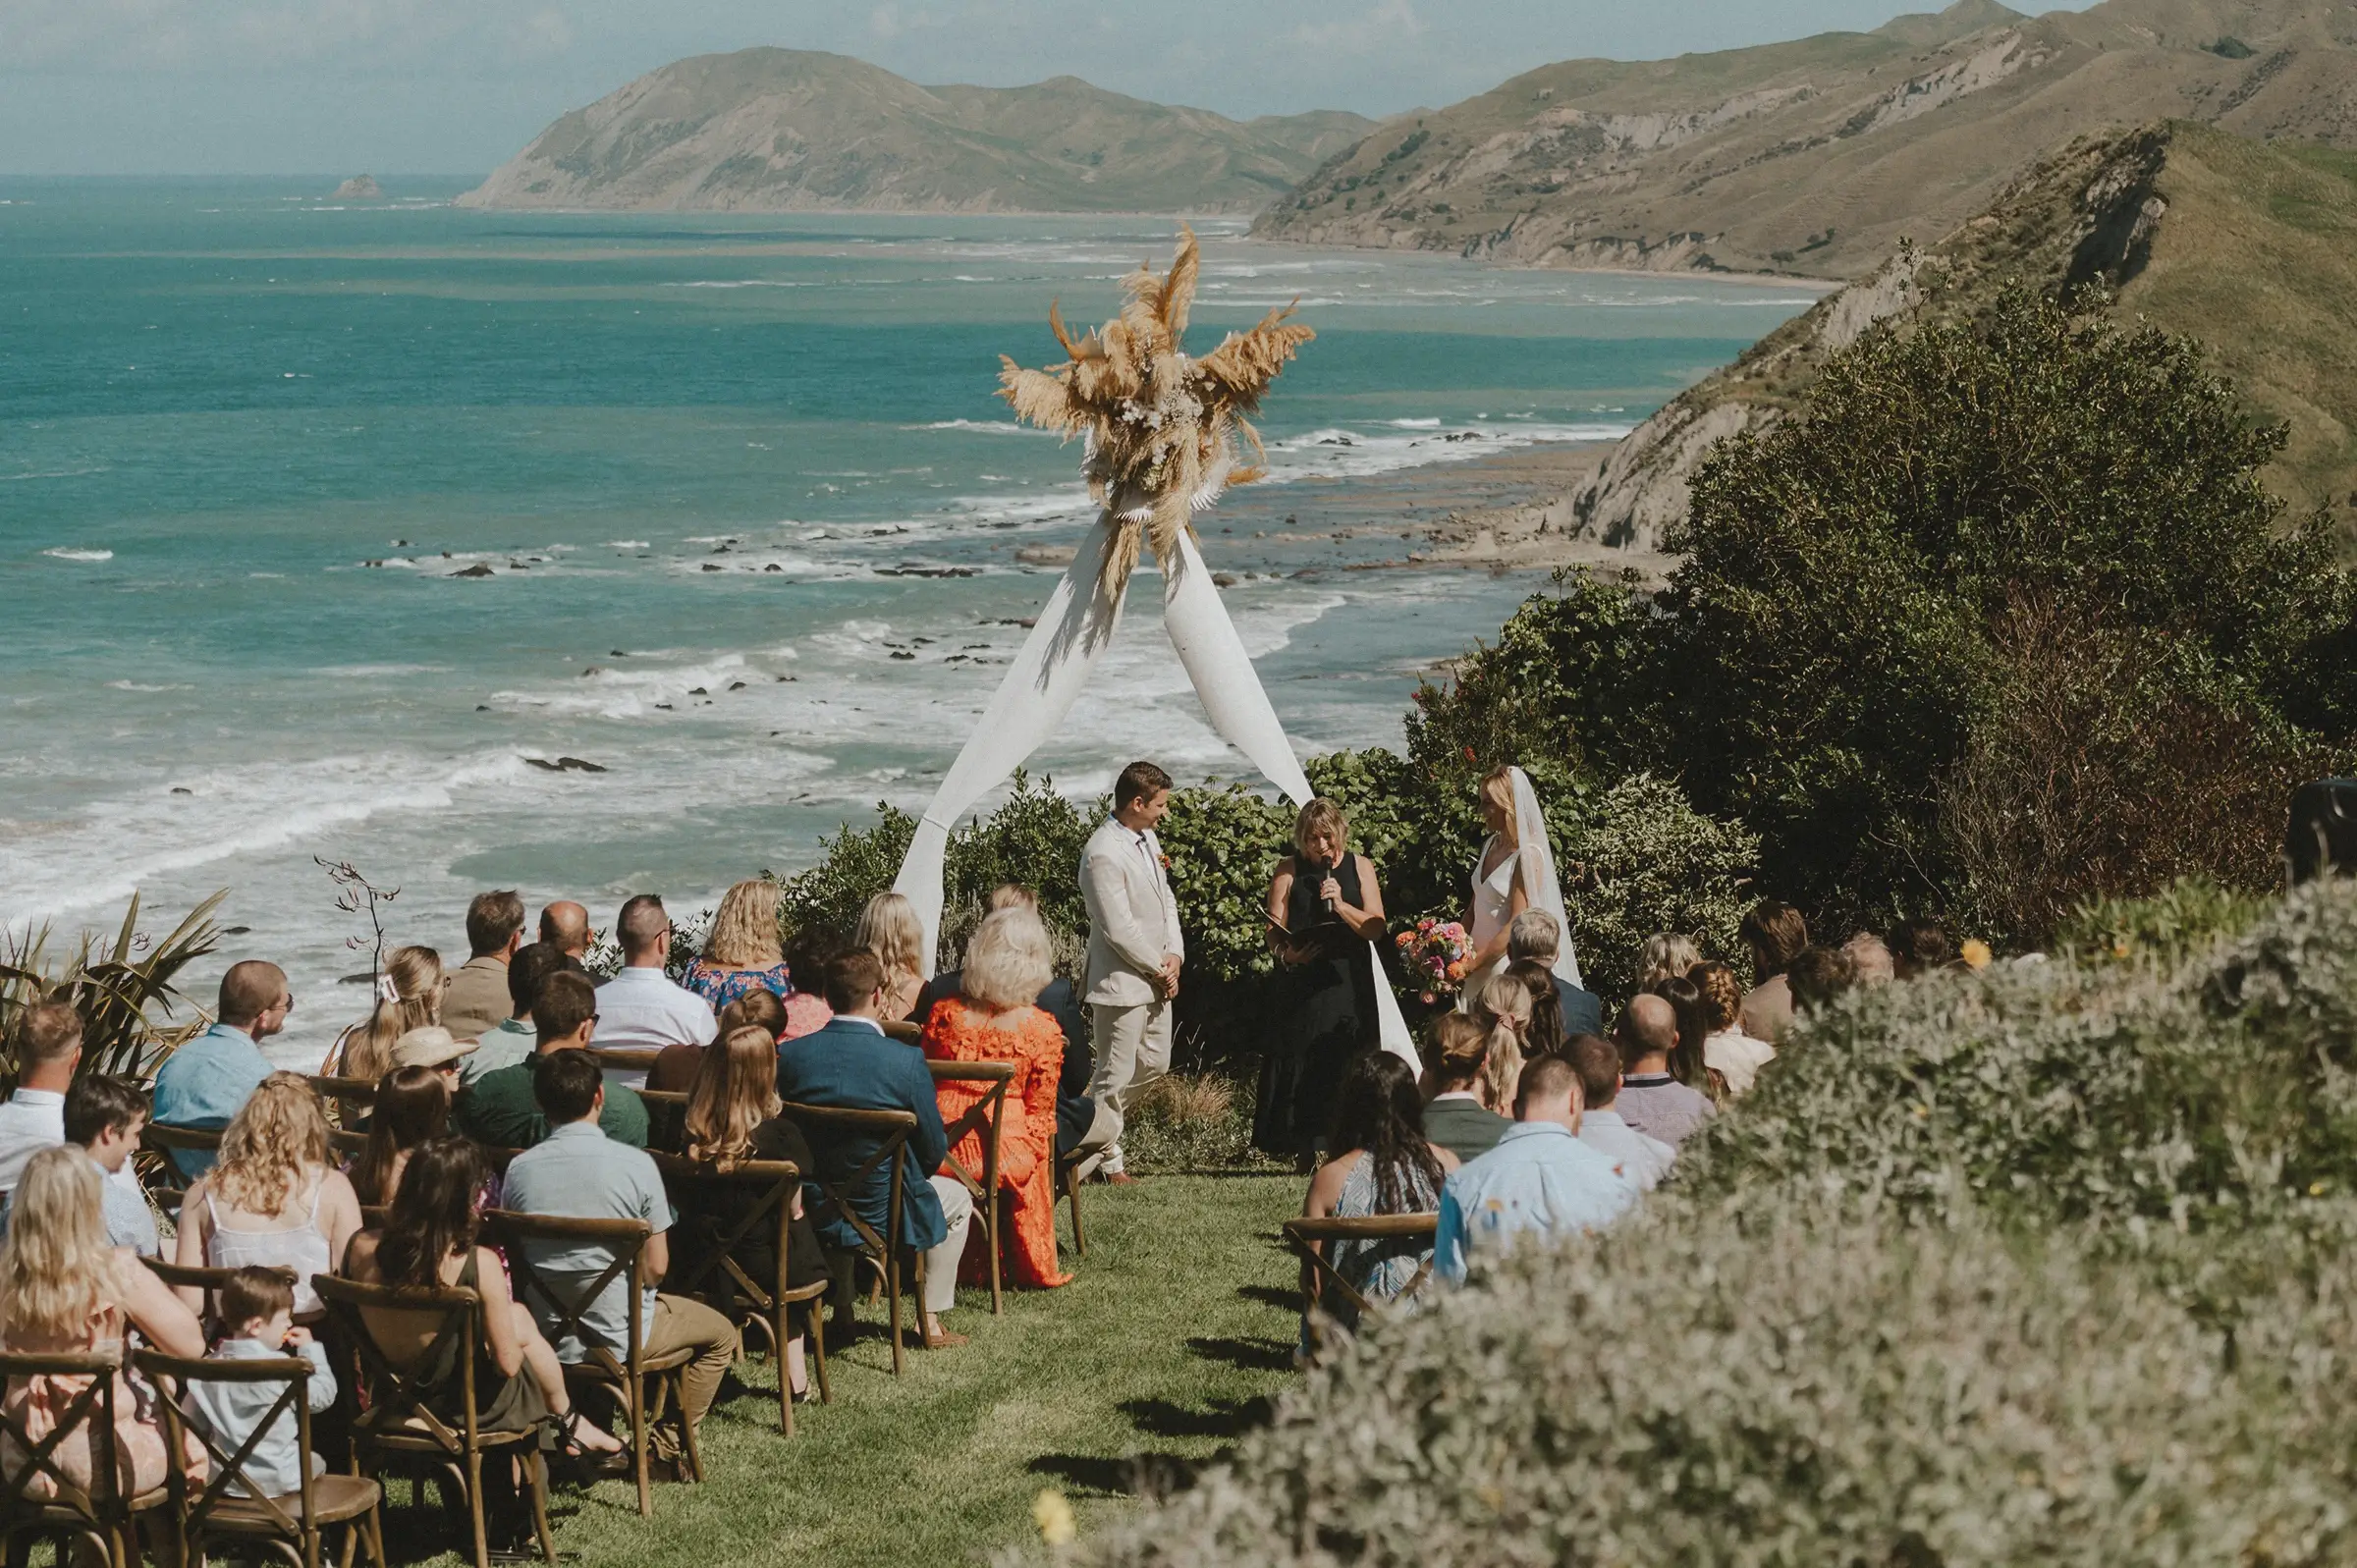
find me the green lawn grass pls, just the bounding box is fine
[383,1174,1302,1568]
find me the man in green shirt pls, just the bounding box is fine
[457,970,647,1151]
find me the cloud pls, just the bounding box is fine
[1287,0,1424,57]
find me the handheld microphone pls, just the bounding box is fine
[1323,856,1341,916]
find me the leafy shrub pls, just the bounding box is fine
[1677,879,2357,1232]
[2054,877,2270,967]
[1046,1188,2357,1567]
[1,892,226,1086]
[1558,773,1760,1000]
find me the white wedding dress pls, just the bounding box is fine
[1462,767,1584,1003]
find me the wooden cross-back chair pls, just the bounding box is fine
[138,1122,223,1208]
[775,1103,925,1375]
[879,1020,921,1045]
[140,1258,300,1338]
[0,1348,166,1568]
[588,1049,661,1091]
[480,1211,698,1517]
[305,1075,377,1130]
[1282,1214,1441,1361]
[636,1090,689,1155]
[137,1346,385,1568]
[309,1273,557,1568]
[924,1059,1014,1315]
[647,1153,830,1434]
[1057,1144,1090,1258]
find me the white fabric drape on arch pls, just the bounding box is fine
[891,526,1417,1067]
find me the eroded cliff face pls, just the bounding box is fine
[1254,0,2357,282]
[1564,125,2182,552]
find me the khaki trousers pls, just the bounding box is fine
[1086,998,1173,1175]
[644,1292,740,1429]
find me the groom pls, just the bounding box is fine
[1080,760,1182,1184]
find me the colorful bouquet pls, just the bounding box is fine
[1396,917,1473,1004]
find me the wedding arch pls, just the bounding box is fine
[891,229,1415,1063]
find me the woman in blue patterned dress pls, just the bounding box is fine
[1297,1053,1455,1353]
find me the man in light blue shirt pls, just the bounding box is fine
[1436,1054,1638,1284]
[151,961,290,1176]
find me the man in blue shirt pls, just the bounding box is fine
[151,961,289,1176]
[1436,1054,1637,1284]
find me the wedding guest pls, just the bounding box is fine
[350,1066,453,1208]
[343,1136,620,1458]
[0,1149,204,1505]
[65,1074,159,1255]
[390,1025,474,1090]
[1434,1056,1635,1283]
[444,891,527,1042]
[595,895,718,1057]
[187,1267,335,1499]
[1257,798,1387,1162]
[673,1025,826,1400]
[778,949,973,1349]
[0,1001,82,1201]
[1691,960,1775,1096]
[1737,900,1809,1045]
[777,931,838,1042]
[1644,971,1710,1089]
[153,959,290,1177]
[853,892,929,1024]
[1504,958,1565,1060]
[1299,1054,1454,1341]
[502,1052,740,1458]
[1567,1034,1673,1191]
[1843,932,1896,987]
[1634,933,1701,989]
[458,972,649,1151]
[465,942,581,1087]
[684,879,797,1012]
[1888,917,1958,979]
[910,887,1093,1162]
[919,906,1071,1290]
[1079,761,1181,1184]
[649,990,787,1094]
[1473,970,1533,1113]
[329,946,444,1082]
[539,900,592,960]
[1787,945,1858,1016]
[1614,995,1715,1148]
[174,1072,362,1321]
[1506,910,1602,1038]
[1417,1014,1510,1162]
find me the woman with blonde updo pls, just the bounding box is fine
[174,1073,362,1322]
[920,905,1072,1289]
[0,1148,204,1502]
[854,891,928,1024]
[1634,934,1702,990]
[328,945,444,1081]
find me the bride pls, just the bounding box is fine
[1464,765,1583,1001]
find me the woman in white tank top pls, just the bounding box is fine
[173,1072,361,1320]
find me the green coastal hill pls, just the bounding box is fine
[1565,120,2357,547]
[458,50,1375,213]
[1253,0,2357,280]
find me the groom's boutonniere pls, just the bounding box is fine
[1158,851,1172,871]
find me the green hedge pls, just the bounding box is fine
[1030,879,2357,1566]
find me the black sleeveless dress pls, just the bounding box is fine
[1254,854,1381,1158]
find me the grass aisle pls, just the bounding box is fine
[516,1174,1300,1567]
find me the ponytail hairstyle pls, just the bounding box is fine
[1419,1013,1490,1096]
[338,945,444,1081]
[1504,958,1563,1059]
[1475,970,1533,1111]
[1646,973,1709,1088]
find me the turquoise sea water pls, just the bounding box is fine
[0,178,1818,1059]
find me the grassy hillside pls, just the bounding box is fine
[1253,0,2357,279]
[1567,120,2357,546]
[459,50,1375,214]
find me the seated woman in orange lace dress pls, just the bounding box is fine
[919,904,1072,1289]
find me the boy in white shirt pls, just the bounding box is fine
[189,1268,336,1498]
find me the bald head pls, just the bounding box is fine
[539,901,590,958]
[217,960,292,1040]
[1616,994,1677,1072]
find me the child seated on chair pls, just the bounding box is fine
[188,1267,335,1497]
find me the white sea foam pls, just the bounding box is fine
[918,419,1052,437]
[105,680,189,692]
[42,547,113,563]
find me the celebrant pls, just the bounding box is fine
[1257,798,1388,1163]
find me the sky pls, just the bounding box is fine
[0,0,2102,177]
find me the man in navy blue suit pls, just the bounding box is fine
[777,947,973,1349]
[1509,910,1604,1039]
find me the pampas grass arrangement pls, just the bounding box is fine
[998,226,1314,597]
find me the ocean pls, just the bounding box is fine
[0,177,1820,1061]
